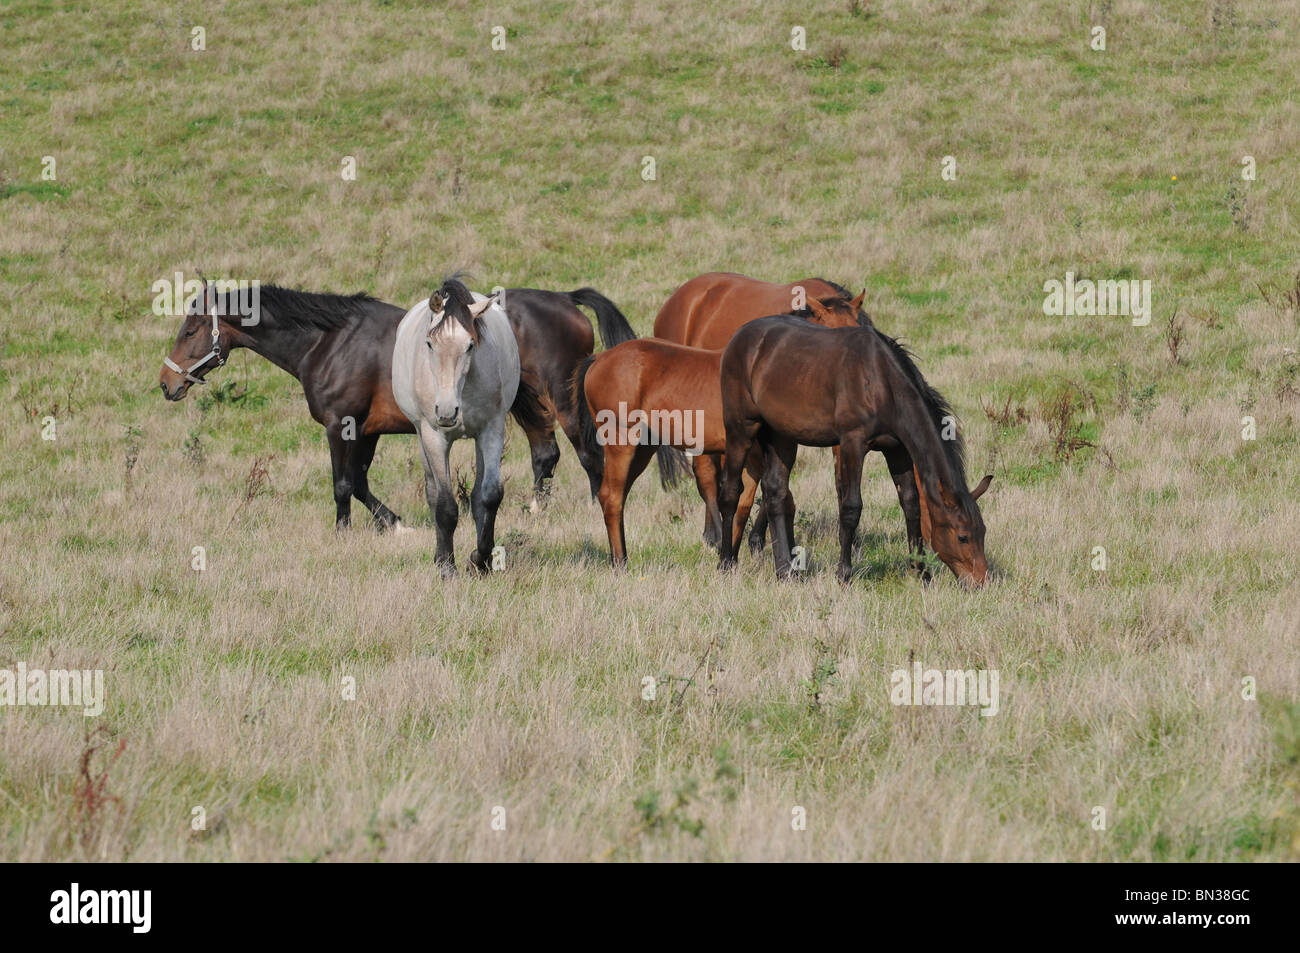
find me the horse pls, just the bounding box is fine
[573,339,764,566]
[715,316,993,586]
[652,273,898,553]
[392,277,529,574]
[159,280,633,528]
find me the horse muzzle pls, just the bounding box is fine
[160,377,190,401]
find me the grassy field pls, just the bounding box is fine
[2,0,1299,861]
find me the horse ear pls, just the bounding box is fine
[971,474,993,500]
[467,295,494,319]
[851,289,866,313]
[806,297,832,321]
[428,291,445,314]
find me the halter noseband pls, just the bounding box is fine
[163,302,225,385]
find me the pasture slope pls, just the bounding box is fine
[1,0,1298,861]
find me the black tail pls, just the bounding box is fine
[572,355,600,477]
[510,372,553,436]
[654,445,690,490]
[571,353,688,492]
[569,288,637,349]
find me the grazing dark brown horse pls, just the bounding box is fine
[653,272,921,555]
[716,316,992,586]
[159,281,634,528]
[573,339,764,566]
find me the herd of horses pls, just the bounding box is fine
[159,272,993,586]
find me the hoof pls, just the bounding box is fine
[747,533,766,555]
[437,560,456,579]
[393,522,417,537]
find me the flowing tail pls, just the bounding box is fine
[510,372,554,437]
[568,288,638,349]
[572,354,688,491]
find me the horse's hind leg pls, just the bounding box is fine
[692,453,724,550]
[747,505,768,554]
[834,435,867,584]
[521,421,560,511]
[353,432,401,531]
[759,435,799,579]
[556,400,604,501]
[468,420,508,574]
[597,443,654,568]
[418,423,458,575]
[728,454,763,559]
[717,420,761,571]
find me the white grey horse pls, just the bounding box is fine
[392,277,521,574]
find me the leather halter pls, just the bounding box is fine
[163,301,224,385]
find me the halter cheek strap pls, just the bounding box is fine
[164,306,225,385]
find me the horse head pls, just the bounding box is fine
[425,278,497,429]
[160,279,231,401]
[804,289,866,329]
[916,471,993,586]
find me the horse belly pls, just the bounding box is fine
[364,390,416,435]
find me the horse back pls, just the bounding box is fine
[721,318,862,446]
[587,339,728,452]
[654,273,845,350]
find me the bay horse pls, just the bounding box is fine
[159,280,633,528]
[716,316,993,586]
[653,273,911,553]
[392,278,523,574]
[573,339,764,566]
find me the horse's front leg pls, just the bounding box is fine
[467,418,508,574]
[326,424,354,530]
[419,422,458,576]
[883,445,928,578]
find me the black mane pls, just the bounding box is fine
[874,329,969,493]
[221,284,381,332]
[430,274,478,338]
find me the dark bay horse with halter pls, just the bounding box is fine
[159,280,634,528]
[573,339,765,566]
[653,272,924,554]
[716,316,993,586]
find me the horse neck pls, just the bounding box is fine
[881,357,961,501]
[226,307,327,380]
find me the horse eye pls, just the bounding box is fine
[958,535,970,544]
[184,326,196,338]
[426,340,433,350]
